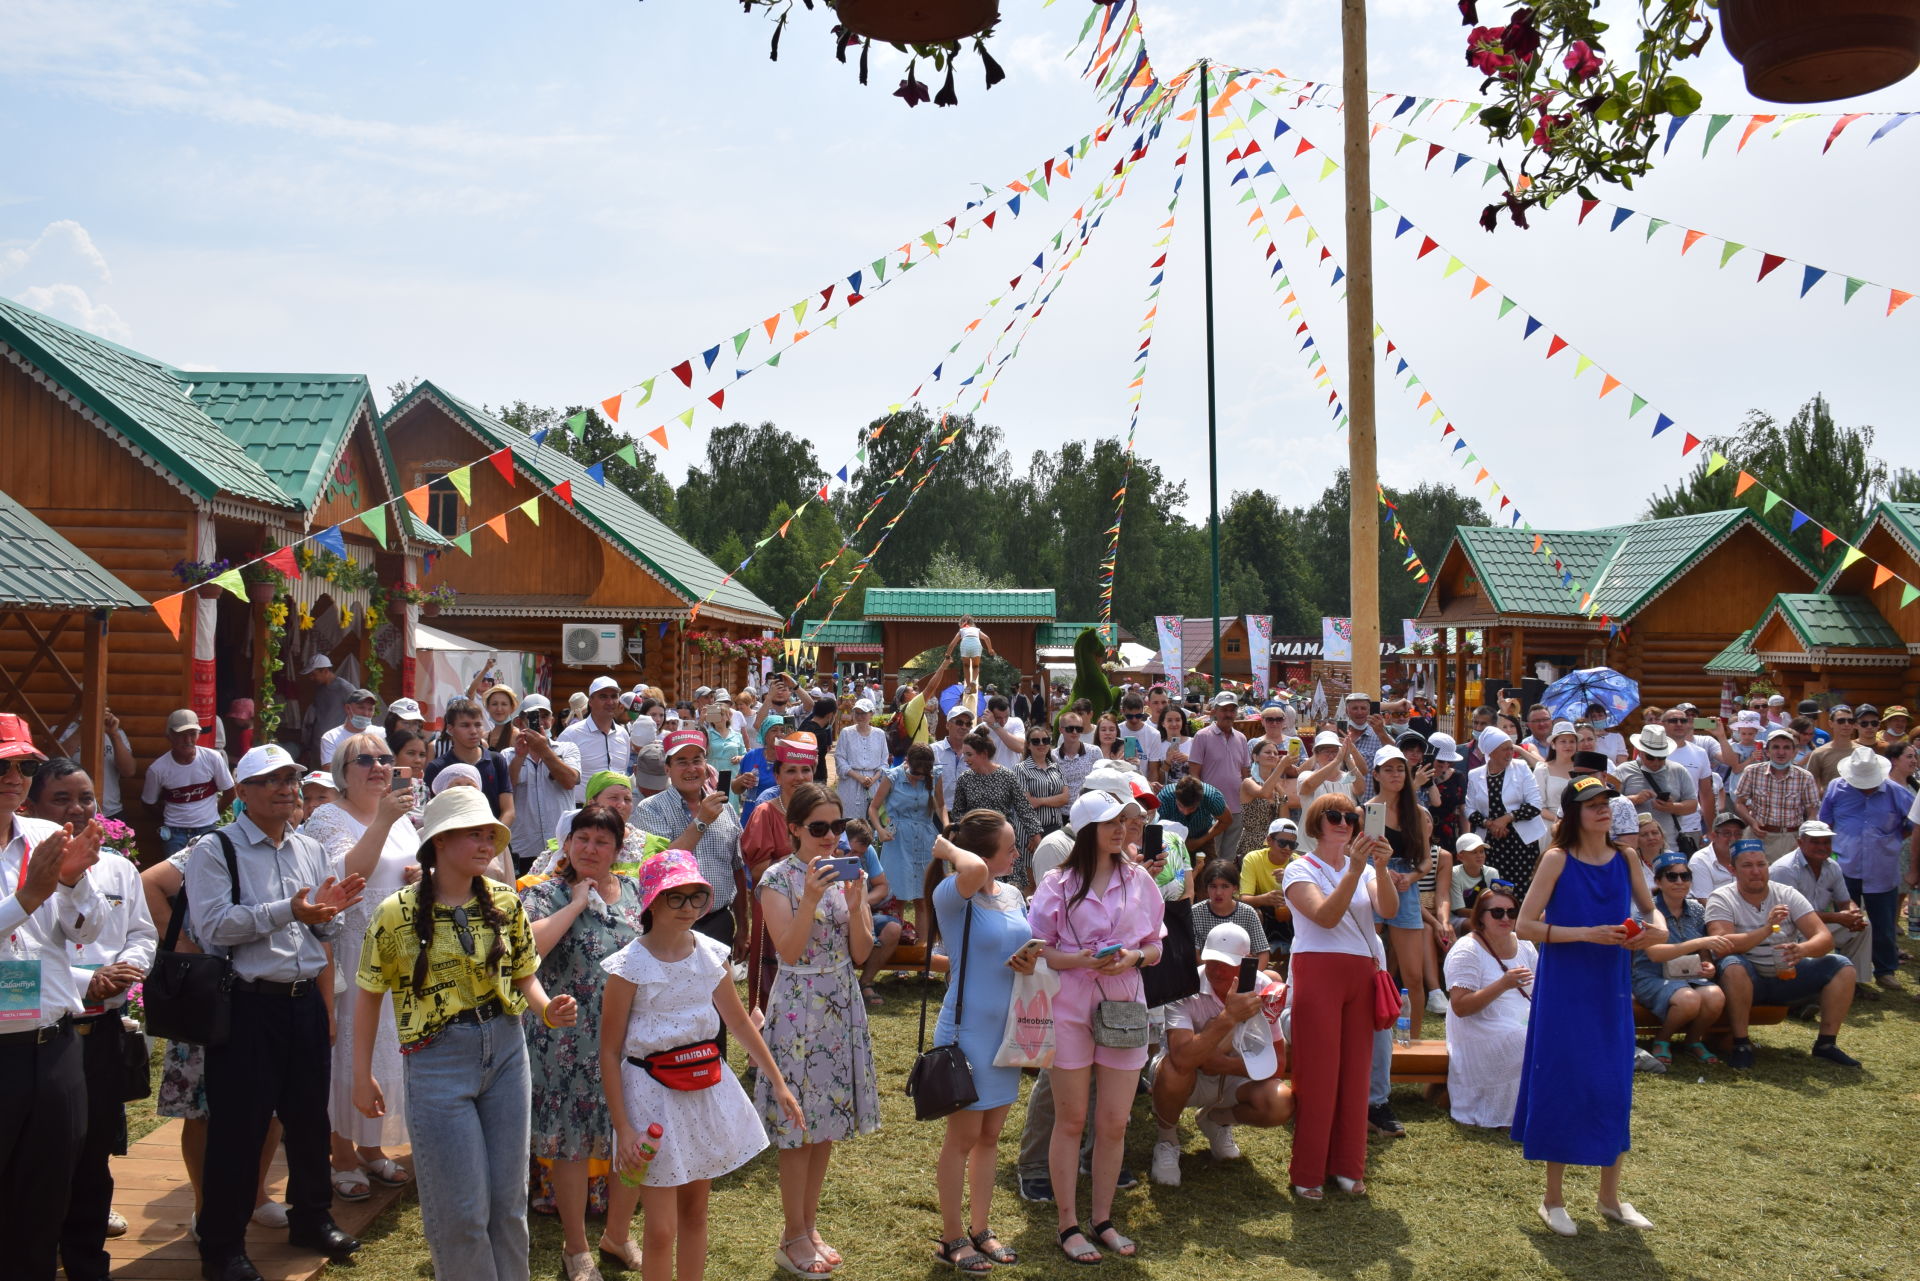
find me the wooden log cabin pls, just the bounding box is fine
[854,588,1055,703]
[1415,510,1818,737]
[381,382,781,702]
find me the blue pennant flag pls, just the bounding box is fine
[702,344,720,370]
[1396,358,1408,374]
[1523,316,1542,340]
[848,269,863,294]
[1452,153,1472,173]
[1274,118,1292,138]
[1394,217,1413,238]
[1790,510,1810,532]
[836,466,848,483]
[1330,267,1344,285]
[1032,253,1044,270]
[530,427,550,447]
[1651,413,1674,437]
[585,462,607,486]
[658,621,670,639]
[737,368,751,379]
[1609,207,1633,232]
[1009,194,1022,216]
[1452,439,1467,452]
[314,525,346,558]
[1800,266,1826,297]
[1663,114,1691,155]
[931,363,943,380]
[1254,161,1274,177]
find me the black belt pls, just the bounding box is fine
[447,1000,511,1027]
[0,1015,73,1046]
[232,976,320,997]
[73,1010,119,1035]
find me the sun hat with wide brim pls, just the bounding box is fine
[417,786,511,853]
[1837,745,1891,790]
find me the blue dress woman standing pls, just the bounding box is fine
[870,747,946,911]
[1511,775,1664,1238]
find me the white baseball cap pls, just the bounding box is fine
[521,694,553,714]
[588,675,620,696]
[387,697,424,721]
[1267,816,1299,839]
[1070,790,1127,830]
[1312,730,1343,751]
[1345,691,1374,704]
[301,769,337,791]
[854,698,875,714]
[1427,731,1462,763]
[1372,744,1406,769]
[1200,920,1255,965]
[1455,832,1485,854]
[694,686,712,697]
[1797,819,1836,839]
[234,743,299,783]
[302,654,333,674]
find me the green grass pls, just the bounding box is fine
[307,956,1920,1281]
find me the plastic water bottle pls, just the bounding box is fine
[1395,987,1412,1047]
[616,1123,664,1187]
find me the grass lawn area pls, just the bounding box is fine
[238,952,1920,1281]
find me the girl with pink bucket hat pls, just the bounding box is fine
[599,849,801,1278]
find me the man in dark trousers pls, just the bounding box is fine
[187,744,365,1281]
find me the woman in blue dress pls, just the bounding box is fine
[923,810,1034,1273]
[867,743,947,936]
[1513,775,1665,1238]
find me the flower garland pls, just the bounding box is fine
[258,596,289,741]
[685,631,776,661]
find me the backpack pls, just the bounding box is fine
[887,699,922,759]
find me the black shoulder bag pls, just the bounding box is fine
[905,889,978,1120]
[142,831,241,1047]
[1141,895,1200,1009]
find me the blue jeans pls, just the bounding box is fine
[404,1017,532,1281]
[1370,1027,1390,1107]
[1845,877,1901,979]
[160,824,217,857]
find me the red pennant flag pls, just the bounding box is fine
[263,546,300,579]
[153,593,184,639]
[1425,142,1443,168]
[817,484,829,500]
[1546,335,1568,358]
[600,394,622,423]
[1149,254,1167,268]
[1757,252,1786,281]
[708,389,725,410]
[554,480,574,504]
[1242,140,1262,156]
[820,284,835,307]
[488,447,516,485]
[1682,432,1702,454]
[1820,527,1838,549]
[983,211,996,229]
[1226,146,1243,162]
[1578,199,1600,224]
[1294,137,1314,156]
[1442,423,1456,435]
[1385,341,1396,355]
[671,360,693,387]
[1499,495,1510,508]
[647,426,669,448]
[1416,236,1439,259]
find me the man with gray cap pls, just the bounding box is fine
[299,653,349,767]
[504,693,581,873]
[1688,809,1749,903]
[142,709,235,856]
[316,687,381,770]
[1186,692,1252,857]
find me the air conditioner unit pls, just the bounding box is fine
[561,622,624,667]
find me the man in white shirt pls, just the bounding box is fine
[0,714,106,1277]
[978,695,1027,763]
[24,755,156,1275]
[1663,705,1721,831]
[1581,702,1629,764]
[558,675,632,800]
[316,687,381,770]
[1118,692,1164,781]
[1769,820,1874,987]
[142,709,236,855]
[503,694,582,871]
[1688,812,1746,902]
[931,704,974,814]
[55,709,135,820]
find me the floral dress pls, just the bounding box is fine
[754,856,880,1148]
[522,876,645,1163]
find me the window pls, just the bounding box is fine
[426,477,461,536]
[1226,638,1242,655]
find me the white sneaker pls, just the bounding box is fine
[1197,1107,1241,1160]
[1426,989,1450,1016]
[252,1200,289,1228]
[104,1210,128,1238]
[1599,1201,1654,1229]
[730,961,748,983]
[1149,1139,1182,1186]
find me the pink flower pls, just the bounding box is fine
[1465,26,1513,76]
[1563,39,1602,81]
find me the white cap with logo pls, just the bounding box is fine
[234,743,299,783]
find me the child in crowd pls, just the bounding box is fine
[846,819,905,1007]
[1449,832,1499,936]
[600,851,801,1281]
[954,615,994,687]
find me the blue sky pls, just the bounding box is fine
[4,0,1917,548]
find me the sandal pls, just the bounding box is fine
[1333,1175,1368,1197]
[1648,1040,1672,1066]
[775,1236,835,1277]
[969,1228,1017,1265]
[361,1157,412,1186]
[598,1236,643,1271]
[1686,1042,1720,1066]
[330,1167,371,1202]
[1057,1226,1102,1266]
[862,985,882,1008]
[934,1236,994,1273]
[1091,1220,1136,1259]
[810,1230,842,1269]
[1292,1185,1325,1203]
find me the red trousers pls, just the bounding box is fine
[1288,951,1375,1188]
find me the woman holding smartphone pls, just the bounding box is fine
[921,811,1036,1273]
[1370,744,1434,1036]
[757,783,880,1276]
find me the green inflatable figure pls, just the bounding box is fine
[1058,627,1117,729]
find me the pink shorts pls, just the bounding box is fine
[1052,1016,1150,1073]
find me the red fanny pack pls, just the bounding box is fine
[631,1041,724,1091]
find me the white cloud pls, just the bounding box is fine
[0,218,113,283]
[15,282,131,341]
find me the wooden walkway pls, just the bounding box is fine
[104,1120,411,1281]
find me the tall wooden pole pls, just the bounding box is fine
[1341,0,1381,696]
[1198,59,1224,689]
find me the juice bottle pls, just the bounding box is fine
[617,1123,665,1187]
[1771,923,1797,980]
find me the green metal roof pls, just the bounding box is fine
[1818,500,1920,592]
[1704,628,1764,675]
[798,620,883,646]
[188,374,374,510]
[0,296,294,507]
[862,588,1057,620]
[1449,510,1813,620]
[1037,622,1099,648]
[0,488,148,611]
[1761,594,1903,651]
[386,383,778,623]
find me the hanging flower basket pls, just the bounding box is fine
[247,581,276,604]
[832,0,998,45]
[421,601,442,619]
[196,583,223,601]
[1721,0,1920,102]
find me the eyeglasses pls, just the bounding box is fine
[1659,870,1693,882]
[1029,737,1052,746]
[949,717,974,726]
[802,818,850,838]
[1482,906,1519,921]
[351,753,396,769]
[0,757,44,779]
[657,889,712,912]
[1124,712,1145,720]
[1323,811,1362,827]
[450,905,476,957]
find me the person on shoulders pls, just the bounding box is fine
[143,708,235,856]
[1706,838,1859,1070]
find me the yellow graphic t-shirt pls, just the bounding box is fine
[357,881,539,1050]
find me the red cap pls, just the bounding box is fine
[661,728,708,759]
[0,713,44,761]
[773,731,819,765]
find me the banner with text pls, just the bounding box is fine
[1154,615,1184,683]
[1245,614,1273,697]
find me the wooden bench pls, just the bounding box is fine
[1633,1002,1786,1052]
[877,942,949,975]
[1279,1039,1449,1085]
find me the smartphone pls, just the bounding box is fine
[1363,799,1387,839]
[1694,717,1717,732]
[390,767,412,793]
[1093,943,1125,960]
[1122,736,1140,760]
[1236,957,1259,993]
[1140,823,1164,859]
[1370,700,1382,716]
[821,855,864,883]
[715,769,732,794]
[1007,939,1046,968]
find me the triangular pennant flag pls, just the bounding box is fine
[1523,316,1542,340]
[671,360,693,387]
[615,444,637,467]
[1734,471,1757,496]
[1791,510,1811,533]
[1891,289,1914,317]
[677,408,695,428]
[488,448,516,485]
[447,465,471,503]
[1682,432,1702,455]
[1757,252,1787,281]
[1800,266,1827,297]
[647,426,669,448]
[1762,489,1784,514]
[554,480,574,504]
[485,514,509,543]
[1652,413,1674,437]
[1546,335,1568,359]
[520,497,541,525]
[360,506,388,548]
[1705,452,1729,476]
[1820,527,1838,549]
[314,525,347,557]
[1598,374,1621,398]
[263,546,300,579]
[1498,297,1517,318]
[451,530,472,556]
[600,394,622,423]
[585,463,606,486]
[211,567,245,599]
[153,593,183,638]
[709,389,726,411]
[1718,241,1745,269]
[1902,582,1920,608]
[402,486,429,521]
[1844,276,1868,303]
[1681,228,1706,254]
[1841,545,1866,568]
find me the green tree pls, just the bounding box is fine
[921,551,1012,590]
[1286,470,1489,631]
[492,401,677,525]
[1220,489,1319,632]
[1884,469,1920,504]
[676,422,826,558]
[1644,394,1885,567]
[834,408,1012,587]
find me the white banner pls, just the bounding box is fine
[1402,619,1437,650]
[1154,615,1183,683]
[1320,616,1354,664]
[1244,615,1272,698]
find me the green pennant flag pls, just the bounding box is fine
[615,444,638,467]
[732,330,751,356]
[1701,113,1733,155]
[767,353,782,368]
[634,377,655,408]
[360,507,388,548]
[856,444,867,464]
[1762,489,1783,514]
[1442,256,1465,278]
[1459,101,1481,127]
[1415,97,1433,117]
[1718,241,1745,268]
[1246,96,1268,118]
[1237,188,1258,204]
[212,567,245,599]
[1482,162,1499,186]
[1032,177,1050,201]
[1645,218,1667,241]
[1498,297,1517,319]
[1628,394,1648,418]
[871,257,886,282]
[1901,582,1919,608]
[1844,276,1867,303]
[1705,452,1729,476]
[1465,452,1477,465]
[447,465,471,503]
[451,530,472,556]
[565,411,586,432]
[1273,184,1290,200]
[1395,132,1418,156]
[1371,196,1387,212]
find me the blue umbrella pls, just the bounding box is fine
[1541,667,1640,728]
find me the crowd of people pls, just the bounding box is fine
[3,649,1917,1280]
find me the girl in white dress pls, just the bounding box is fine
[600,850,802,1281]
[1442,884,1537,1128]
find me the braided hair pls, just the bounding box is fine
[408,832,509,996]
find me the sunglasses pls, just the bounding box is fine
[802,818,850,838]
[1323,811,1362,827]
[1482,906,1519,921]
[657,889,712,911]
[1029,737,1053,746]
[1262,715,1285,723]
[1859,718,1880,728]
[1124,712,1145,720]
[1832,718,1855,726]
[1659,870,1693,882]
[950,717,974,726]
[1271,838,1298,850]
[450,905,476,957]
[351,753,396,769]
[1062,725,1084,733]
[0,757,44,779]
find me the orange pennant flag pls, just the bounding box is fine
[402,486,430,520]
[153,593,184,639]
[1470,276,1491,298]
[1872,564,1894,588]
[485,514,510,543]
[1734,471,1757,497]
[1890,289,1914,317]
[600,394,622,423]
[647,426,669,449]
[1416,391,1433,409]
[1532,534,1543,554]
[763,315,780,340]
[1681,229,1706,255]
[1474,467,1489,484]
[1598,374,1621,398]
